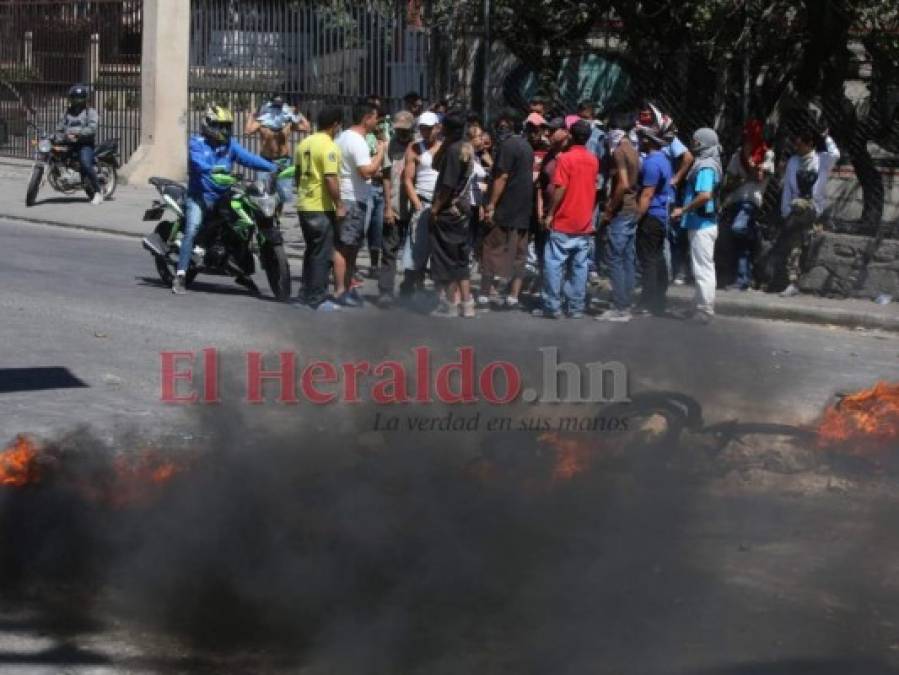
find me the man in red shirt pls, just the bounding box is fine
[534,120,599,319]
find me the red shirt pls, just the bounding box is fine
[552,146,599,235]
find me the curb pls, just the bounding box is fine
[665,293,899,332]
[2,211,896,332]
[0,211,312,261]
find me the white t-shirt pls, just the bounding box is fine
[336,129,372,203]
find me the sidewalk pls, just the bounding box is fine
[1,158,897,331]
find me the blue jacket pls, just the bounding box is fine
[188,136,277,206]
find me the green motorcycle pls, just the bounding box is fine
[141,166,294,300]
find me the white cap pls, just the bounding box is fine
[417,111,440,127]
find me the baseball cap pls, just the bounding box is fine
[565,114,580,130]
[393,110,415,130]
[546,117,566,131]
[525,112,547,128]
[417,111,440,127]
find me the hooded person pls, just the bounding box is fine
[671,128,722,321]
[723,119,776,290]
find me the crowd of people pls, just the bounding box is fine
[178,90,842,320]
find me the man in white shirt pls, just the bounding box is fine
[334,101,386,306]
[778,127,840,297]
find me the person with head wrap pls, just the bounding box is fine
[722,119,775,290]
[671,128,722,322]
[633,123,673,316]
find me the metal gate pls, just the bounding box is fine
[189,0,430,152]
[0,0,141,162]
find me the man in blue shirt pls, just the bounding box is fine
[174,105,277,295]
[635,123,673,316]
[672,128,722,322]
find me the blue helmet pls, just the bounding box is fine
[68,84,89,107]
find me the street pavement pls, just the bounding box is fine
[1,158,897,332]
[1,217,896,438]
[1,204,899,673]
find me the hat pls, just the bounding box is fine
[636,124,669,146]
[565,114,580,130]
[525,112,547,128]
[546,117,566,131]
[417,111,440,127]
[393,110,415,130]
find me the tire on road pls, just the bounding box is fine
[25,165,43,207]
[261,243,291,301]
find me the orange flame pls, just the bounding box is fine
[818,381,899,451]
[0,435,42,487]
[96,451,189,509]
[540,433,596,483]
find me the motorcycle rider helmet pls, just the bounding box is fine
[68,84,89,109]
[201,104,235,145]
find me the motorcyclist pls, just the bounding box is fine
[55,84,102,205]
[174,104,277,295]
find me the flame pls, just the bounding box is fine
[0,435,42,487]
[95,451,189,508]
[818,381,899,451]
[540,433,596,483]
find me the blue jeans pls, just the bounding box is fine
[731,201,757,288]
[367,183,385,253]
[605,213,637,310]
[179,195,205,273]
[75,143,99,194]
[665,217,689,281]
[542,231,591,315]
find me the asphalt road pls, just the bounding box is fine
[1,218,899,673]
[0,217,896,436]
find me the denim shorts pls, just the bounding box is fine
[336,200,367,247]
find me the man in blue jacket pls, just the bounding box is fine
[174,104,277,295]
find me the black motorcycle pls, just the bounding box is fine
[25,122,119,207]
[140,168,293,301]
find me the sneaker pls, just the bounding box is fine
[596,309,632,323]
[780,283,801,298]
[476,295,492,307]
[336,292,362,308]
[91,192,104,206]
[349,288,365,306]
[171,274,187,295]
[531,308,561,319]
[693,311,714,324]
[588,271,601,285]
[568,311,585,320]
[673,275,686,286]
[376,293,394,309]
[314,299,343,312]
[461,299,477,318]
[505,296,520,309]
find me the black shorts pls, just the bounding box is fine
[336,200,367,248]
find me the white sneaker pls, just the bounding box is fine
[505,296,520,309]
[780,284,801,298]
[91,193,104,205]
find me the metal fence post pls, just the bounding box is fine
[87,33,100,88]
[24,31,33,70]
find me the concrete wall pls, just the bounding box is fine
[120,0,189,183]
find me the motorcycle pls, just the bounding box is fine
[25,122,119,207]
[140,167,294,301]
